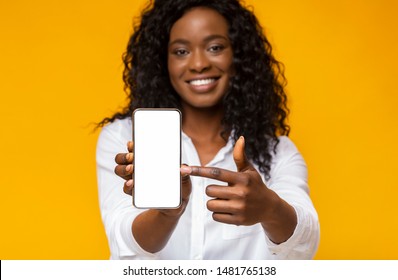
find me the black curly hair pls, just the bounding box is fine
[99,0,290,178]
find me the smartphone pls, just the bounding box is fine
[132,108,182,208]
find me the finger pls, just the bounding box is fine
[212,213,238,225]
[181,174,192,200]
[114,164,134,180]
[206,184,236,199]
[115,152,133,165]
[123,179,133,195]
[181,164,192,200]
[213,212,236,224]
[207,199,238,214]
[181,172,191,185]
[183,166,243,184]
[180,165,192,176]
[127,141,134,153]
[233,136,251,172]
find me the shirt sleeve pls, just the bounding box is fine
[265,136,320,259]
[96,120,159,260]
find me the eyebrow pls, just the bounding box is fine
[169,34,229,46]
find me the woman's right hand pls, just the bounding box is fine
[114,141,192,217]
[114,141,135,195]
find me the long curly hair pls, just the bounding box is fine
[99,0,290,178]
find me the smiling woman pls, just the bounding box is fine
[96,0,319,260]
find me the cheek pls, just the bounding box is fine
[168,74,179,93]
[215,53,234,74]
[167,58,173,77]
[167,67,178,88]
[167,63,182,93]
[168,59,184,79]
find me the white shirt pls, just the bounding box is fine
[96,118,320,260]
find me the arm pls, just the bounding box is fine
[180,136,319,259]
[96,122,144,259]
[125,168,192,253]
[265,136,320,258]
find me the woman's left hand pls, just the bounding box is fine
[181,136,297,243]
[180,136,279,226]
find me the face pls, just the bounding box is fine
[168,7,234,109]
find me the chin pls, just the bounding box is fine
[183,96,224,109]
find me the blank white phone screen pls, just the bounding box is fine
[133,109,181,208]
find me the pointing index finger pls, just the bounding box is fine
[187,166,242,184]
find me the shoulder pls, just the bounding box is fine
[100,117,132,135]
[97,118,132,151]
[269,136,308,181]
[273,136,300,157]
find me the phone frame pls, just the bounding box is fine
[132,108,182,209]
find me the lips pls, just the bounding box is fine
[186,77,220,92]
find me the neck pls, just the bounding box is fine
[181,102,228,142]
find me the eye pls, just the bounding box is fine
[208,45,225,53]
[173,48,190,56]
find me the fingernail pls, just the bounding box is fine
[126,180,133,187]
[126,165,131,172]
[180,166,192,174]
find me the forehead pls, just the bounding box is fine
[169,7,229,41]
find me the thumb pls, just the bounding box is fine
[180,165,192,199]
[233,136,251,172]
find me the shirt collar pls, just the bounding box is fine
[182,130,235,167]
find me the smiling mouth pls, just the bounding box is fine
[188,78,219,86]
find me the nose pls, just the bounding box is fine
[188,50,210,73]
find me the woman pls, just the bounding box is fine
[96,0,319,259]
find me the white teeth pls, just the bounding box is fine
[189,79,215,86]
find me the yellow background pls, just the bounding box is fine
[1,0,397,259]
